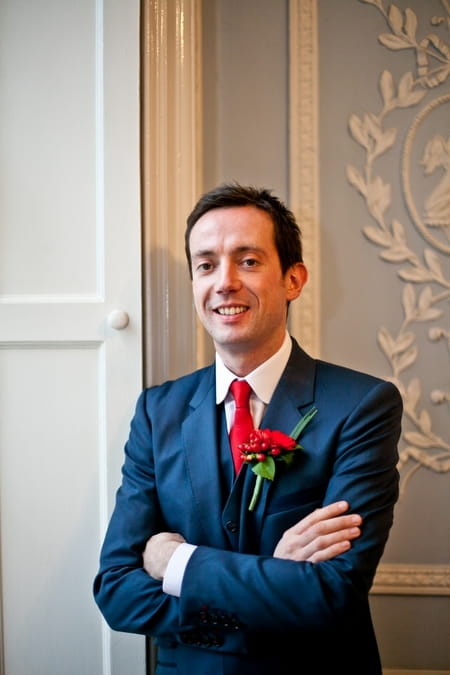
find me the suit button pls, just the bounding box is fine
[226,520,238,533]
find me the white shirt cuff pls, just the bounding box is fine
[162,542,197,597]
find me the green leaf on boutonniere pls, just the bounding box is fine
[253,456,275,480]
[290,406,318,441]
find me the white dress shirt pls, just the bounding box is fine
[162,332,293,596]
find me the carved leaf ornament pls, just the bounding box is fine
[347,0,450,495]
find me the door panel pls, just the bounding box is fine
[0,347,102,674]
[0,1,144,673]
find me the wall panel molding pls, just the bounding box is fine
[372,563,450,596]
[288,0,321,358]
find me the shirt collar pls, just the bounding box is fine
[215,331,292,404]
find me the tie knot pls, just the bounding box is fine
[230,379,252,408]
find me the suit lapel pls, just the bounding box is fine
[244,340,319,528]
[181,366,230,549]
[262,338,316,434]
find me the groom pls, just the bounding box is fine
[94,183,402,674]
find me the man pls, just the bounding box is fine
[94,183,402,674]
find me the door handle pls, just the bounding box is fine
[108,310,130,330]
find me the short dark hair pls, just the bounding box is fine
[185,182,303,278]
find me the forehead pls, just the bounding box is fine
[189,205,275,251]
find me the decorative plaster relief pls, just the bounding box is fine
[290,0,449,595]
[346,0,450,496]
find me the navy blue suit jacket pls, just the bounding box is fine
[94,338,402,674]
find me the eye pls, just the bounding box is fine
[242,257,259,268]
[195,261,213,273]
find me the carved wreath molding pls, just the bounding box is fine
[290,0,449,595]
[346,0,450,497]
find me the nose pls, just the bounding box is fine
[215,260,241,293]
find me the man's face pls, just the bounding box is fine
[189,205,307,372]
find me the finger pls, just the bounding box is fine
[284,514,362,557]
[147,532,185,547]
[311,514,363,538]
[288,501,350,536]
[287,509,362,543]
[307,539,353,564]
[293,526,361,562]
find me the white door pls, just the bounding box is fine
[0,2,145,673]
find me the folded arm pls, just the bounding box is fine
[143,500,363,581]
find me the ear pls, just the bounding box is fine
[285,263,308,301]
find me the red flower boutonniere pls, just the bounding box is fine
[240,406,318,511]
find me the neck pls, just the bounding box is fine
[216,339,286,377]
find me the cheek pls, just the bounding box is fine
[192,282,207,311]
[259,282,288,307]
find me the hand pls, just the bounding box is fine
[273,501,362,563]
[143,532,186,580]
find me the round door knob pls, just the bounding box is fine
[108,310,130,330]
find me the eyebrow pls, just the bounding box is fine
[191,248,215,260]
[191,245,265,260]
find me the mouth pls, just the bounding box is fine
[214,305,248,316]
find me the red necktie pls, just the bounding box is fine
[229,379,254,473]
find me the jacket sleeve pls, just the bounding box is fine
[177,379,402,633]
[93,391,186,637]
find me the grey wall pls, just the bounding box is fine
[202,0,289,199]
[202,0,450,671]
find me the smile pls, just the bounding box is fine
[215,306,248,316]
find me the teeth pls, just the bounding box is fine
[217,306,247,315]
